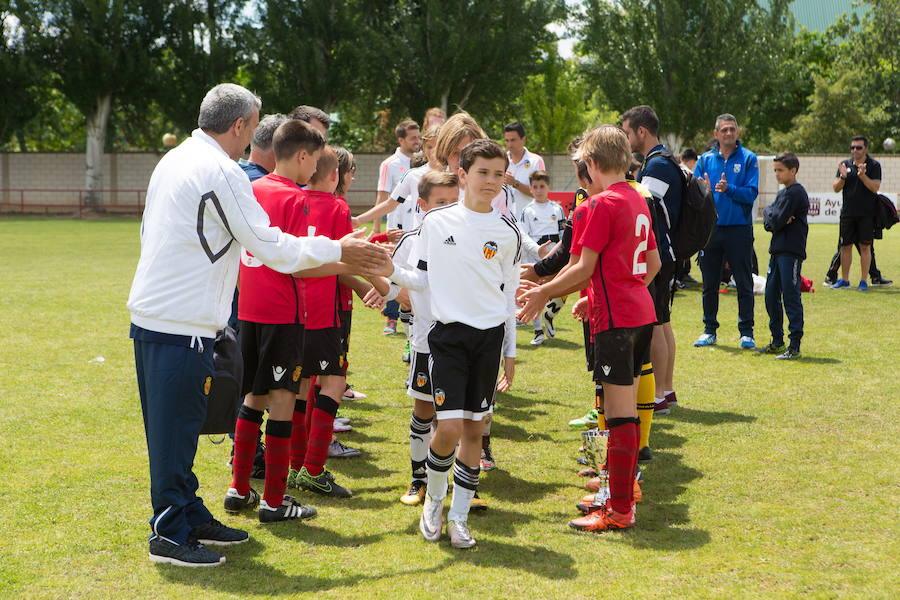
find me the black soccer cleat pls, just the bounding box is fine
[191,519,249,546]
[223,487,260,513]
[149,537,224,567]
[638,446,653,463]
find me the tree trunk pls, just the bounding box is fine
[84,93,112,206]
[661,132,684,155]
[440,89,449,116]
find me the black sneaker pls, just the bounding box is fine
[223,487,260,513]
[295,467,353,497]
[191,519,249,546]
[259,495,318,523]
[638,446,653,463]
[824,277,836,287]
[149,537,224,567]
[757,342,786,355]
[775,348,801,360]
[871,276,893,287]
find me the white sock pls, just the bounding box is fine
[447,459,479,522]
[410,413,433,481]
[425,447,454,500]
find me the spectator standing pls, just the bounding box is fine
[238,113,287,182]
[829,136,885,291]
[503,121,545,217]
[693,114,759,349]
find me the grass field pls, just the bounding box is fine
[0,217,898,600]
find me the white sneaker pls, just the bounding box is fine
[448,520,476,549]
[332,421,352,433]
[334,417,351,425]
[342,386,367,401]
[530,332,545,346]
[419,494,444,542]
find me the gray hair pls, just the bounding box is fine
[715,113,738,130]
[252,113,287,151]
[198,83,262,134]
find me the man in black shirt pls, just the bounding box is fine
[831,136,883,291]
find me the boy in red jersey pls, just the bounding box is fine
[289,146,356,498]
[518,125,660,531]
[224,119,326,523]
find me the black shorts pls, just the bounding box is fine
[840,215,875,245]
[302,327,345,376]
[407,351,434,402]
[651,261,677,324]
[339,310,352,356]
[428,322,503,421]
[239,321,304,396]
[592,325,653,386]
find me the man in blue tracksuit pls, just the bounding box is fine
[693,114,759,349]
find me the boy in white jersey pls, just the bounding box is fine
[364,171,460,504]
[381,140,519,548]
[519,170,565,346]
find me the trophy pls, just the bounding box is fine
[581,428,610,507]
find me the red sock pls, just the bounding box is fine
[231,406,263,495]
[263,419,292,508]
[290,399,308,471]
[304,379,318,435]
[607,419,639,515]
[303,393,339,476]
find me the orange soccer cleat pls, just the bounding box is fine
[569,506,635,532]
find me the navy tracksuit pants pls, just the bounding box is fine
[699,225,755,337]
[765,254,804,350]
[133,328,215,545]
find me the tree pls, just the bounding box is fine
[13,0,168,204]
[576,0,796,151]
[517,45,611,153]
[384,0,563,127]
[152,1,247,135]
[0,8,49,150]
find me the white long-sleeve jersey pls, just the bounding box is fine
[385,228,433,353]
[388,202,520,358]
[127,129,341,338]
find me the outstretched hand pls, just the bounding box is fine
[338,229,391,276]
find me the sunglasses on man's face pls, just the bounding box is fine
[850,145,864,150]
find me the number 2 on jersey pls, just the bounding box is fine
[632,213,650,275]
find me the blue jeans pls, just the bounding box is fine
[765,254,804,349]
[383,299,400,320]
[699,225,755,337]
[133,332,215,544]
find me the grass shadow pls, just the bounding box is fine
[480,467,565,503]
[267,521,386,547]
[491,420,553,442]
[449,538,577,580]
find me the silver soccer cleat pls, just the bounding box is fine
[447,520,476,549]
[419,494,444,542]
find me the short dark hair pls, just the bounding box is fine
[681,148,698,162]
[273,119,326,161]
[568,135,591,184]
[529,170,550,184]
[288,105,331,130]
[851,135,869,147]
[395,119,420,139]
[503,121,526,138]
[774,152,800,172]
[459,139,508,172]
[621,105,659,136]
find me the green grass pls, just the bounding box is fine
[0,217,898,599]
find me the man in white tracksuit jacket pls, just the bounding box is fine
[127,84,387,567]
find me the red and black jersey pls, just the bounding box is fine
[303,190,354,329]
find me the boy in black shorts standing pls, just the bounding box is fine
[519,125,660,531]
[384,140,519,548]
[761,152,808,359]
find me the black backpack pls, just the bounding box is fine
[200,326,243,435]
[645,149,717,259]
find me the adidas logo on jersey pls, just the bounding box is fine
[443,236,456,245]
[272,366,286,381]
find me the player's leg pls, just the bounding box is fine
[763,255,785,352]
[402,352,436,505]
[781,255,804,355]
[259,389,316,522]
[636,361,655,460]
[725,227,756,345]
[288,378,310,488]
[697,232,725,345]
[447,418,484,548]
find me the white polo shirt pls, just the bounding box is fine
[377,147,411,194]
[506,147,545,216]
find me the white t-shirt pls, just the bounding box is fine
[388,164,429,231]
[506,148,545,216]
[519,200,565,241]
[389,203,521,358]
[387,228,433,353]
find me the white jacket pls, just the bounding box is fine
[127,129,341,338]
